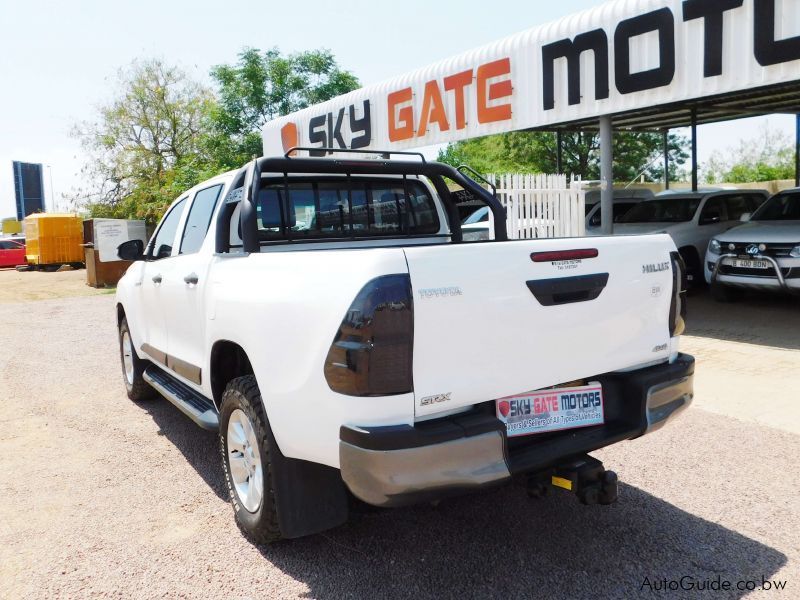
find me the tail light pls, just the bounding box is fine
[669,252,687,336]
[324,274,413,396]
[531,248,598,262]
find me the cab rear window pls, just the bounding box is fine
[256,178,440,240]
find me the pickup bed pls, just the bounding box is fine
[115,152,693,543]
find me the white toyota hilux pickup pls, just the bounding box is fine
[115,150,694,543]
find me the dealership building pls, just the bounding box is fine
[263,0,800,233]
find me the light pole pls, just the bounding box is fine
[45,164,56,212]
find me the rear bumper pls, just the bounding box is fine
[340,353,695,507]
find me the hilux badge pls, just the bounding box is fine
[642,262,669,274]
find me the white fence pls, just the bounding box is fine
[487,174,586,239]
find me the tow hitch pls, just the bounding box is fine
[526,455,618,505]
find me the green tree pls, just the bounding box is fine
[72,59,216,224]
[703,125,796,184]
[438,130,689,183]
[207,47,360,168]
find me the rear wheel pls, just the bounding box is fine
[679,247,703,289]
[118,317,154,401]
[219,375,282,544]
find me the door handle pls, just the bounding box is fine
[152,274,162,284]
[526,273,609,306]
[184,272,199,285]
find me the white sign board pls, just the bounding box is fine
[95,219,147,263]
[263,0,800,156]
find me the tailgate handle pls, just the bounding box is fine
[526,273,609,306]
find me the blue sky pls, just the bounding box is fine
[0,0,793,218]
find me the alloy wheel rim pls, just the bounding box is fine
[226,408,263,512]
[121,331,134,385]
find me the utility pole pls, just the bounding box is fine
[45,165,56,212]
[599,116,613,235]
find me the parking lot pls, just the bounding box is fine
[1,269,798,599]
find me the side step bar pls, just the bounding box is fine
[143,366,219,431]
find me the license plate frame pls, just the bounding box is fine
[496,383,604,438]
[724,258,770,269]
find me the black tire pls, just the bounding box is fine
[219,375,282,544]
[118,316,154,401]
[679,247,704,289]
[711,282,742,302]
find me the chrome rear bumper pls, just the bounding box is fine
[340,427,509,507]
[340,354,695,507]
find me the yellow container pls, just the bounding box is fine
[2,218,22,234]
[24,214,84,266]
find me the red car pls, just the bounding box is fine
[0,239,26,268]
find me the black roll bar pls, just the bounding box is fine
[284,146,426,163]
[215,152,507,253]
[215,166,247,254]
[457,164,497,198]
[241,159,260,252]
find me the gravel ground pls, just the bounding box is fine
[1,290,798,599]
[0,269,111,304]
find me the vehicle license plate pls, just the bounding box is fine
[725,258,770,269]
[496,383,604,438]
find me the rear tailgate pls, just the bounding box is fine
[404,234,676,417]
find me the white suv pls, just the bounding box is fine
[705,188,800,300]
[584,188,653,232]
[605,190,768,284]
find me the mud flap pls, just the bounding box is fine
[266,426,349,539]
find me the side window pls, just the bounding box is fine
[589,202,635,226]
[256,178,439,240]
[723,195,751,221]
[180,184,223,254]
[226,188,244,248]
[613,202,636,222]
[370,182,438,233]
[748,194,765,211]
[699,197,726,224]
[150,198,187,260]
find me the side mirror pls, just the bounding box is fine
[739,212,751,222]
[117,239,145,261]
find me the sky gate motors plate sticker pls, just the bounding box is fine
[496,383,604,438]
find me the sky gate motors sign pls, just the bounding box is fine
[386,58,512,142]
[277,57,512,155]
[264,0,800,156]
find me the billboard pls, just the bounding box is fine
[263,0,800,156]
[12,161,45,220]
